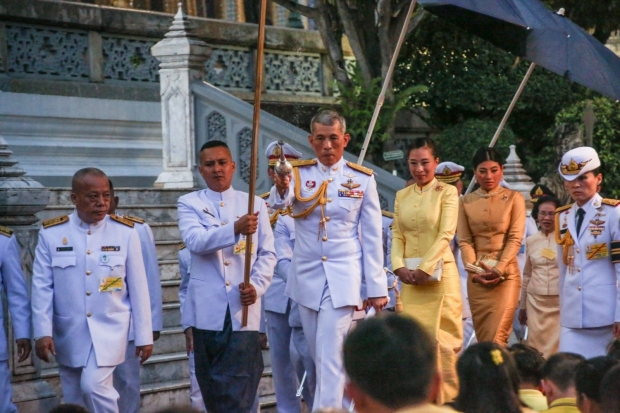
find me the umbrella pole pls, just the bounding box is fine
[356,0,417,165]
[464,62,536,195]
[242,0,268,327]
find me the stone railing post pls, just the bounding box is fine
[152,3,210,189]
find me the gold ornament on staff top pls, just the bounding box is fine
[274,140,293,176]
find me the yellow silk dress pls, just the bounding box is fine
[391,178,463,404]
[457,187,526,345]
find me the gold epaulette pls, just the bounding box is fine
[555,204,572,214]
[0,225,13,237]
[42,215,69,229]
[124,215,145,224]
[259,192,270,200]
[602,198,620,207]
[179,243,186,250]
[346,162,373,176]
[293,159,317,167]
[381,210,394,219]
[110,214,134,228]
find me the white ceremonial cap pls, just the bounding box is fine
[265,141,303,166]
[435,161,464,183]
[558,146,601,181]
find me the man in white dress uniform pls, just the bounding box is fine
[32,168,153,413]
[177,140,276,412]
[270,110,388,410]
[0,226,32,413]
[555,147,620,358]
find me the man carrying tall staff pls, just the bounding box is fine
[270,109,388,410]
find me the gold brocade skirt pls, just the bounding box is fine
[401,262,463,404]
[468,261,521,346]
[524,293,560,359]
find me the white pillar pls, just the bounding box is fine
[152,3,210,189]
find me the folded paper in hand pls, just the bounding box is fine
[466,255,499,274]
[403,258,442,282]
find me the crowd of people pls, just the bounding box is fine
[0,108,619,413]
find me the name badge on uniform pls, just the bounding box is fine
[99,277,123,292]
[541,247,556,260]
[586,242,609,260]
[234,240,255,255]
[102,246,120,252]
[57,247,73,252]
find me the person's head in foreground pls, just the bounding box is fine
[454,342,522,413]
[49,404,90,413]
[343,314,441,413]
[558,146,602,206]
[508,343,545,390]
[540,352,585,405]
[601,364,620,413]
[575,356,620,413]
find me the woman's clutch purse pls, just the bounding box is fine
[403,258,443,282]
[465,255,499,274]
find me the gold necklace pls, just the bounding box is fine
[475,188,501,198]
[413,180,436,194]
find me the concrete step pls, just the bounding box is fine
[163,303,181,329]
[156,240,184,261]
[162,279,181,304]
[160,259,181,281]
[45,188,192,207]
[149,221,181,242]
[153,327,186,356]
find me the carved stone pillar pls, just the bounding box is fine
[152,4,210,189]
[0,135,59,411]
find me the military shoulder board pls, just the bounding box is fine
[346,162,373,176]
[42,215,69,229]
[293,159,317,168]
[555,204,572,214]
[179,243,186,250]
[259,192,270,200]
[602,198,620,207]
[381,210,394,219]
[124,215,145,224]
[0,225,13,237]
[110,214,134,228]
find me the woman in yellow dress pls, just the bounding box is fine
[391,138,463,403]
[457,147,526,346]
[518,195,562,358]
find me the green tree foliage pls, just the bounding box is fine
[551,98,620,199]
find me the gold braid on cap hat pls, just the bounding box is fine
[288,166,330,241]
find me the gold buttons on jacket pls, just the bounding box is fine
[575,249,580,253]
[224,261,230,266]
[87,312,92,317]
[321,256,327,261]
[328,178,333,183]
[221,221,227,225]
[226,281,231,286]
[87,250,91,255]
[87,230,92,235]
[86,270,91,275]
[220,202,225,207]
[578,286,582,291]
[86,291,91,296]
[327,198,332,203]
[577,268,581,272]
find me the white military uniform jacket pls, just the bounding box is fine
[264,213,295,314]
[556,193,620,328]
[0,228,31,361]
[32,212,153,367]
[178,245,191,331]
[177,187,276,331]
[269,158,387,311]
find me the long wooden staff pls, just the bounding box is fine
[357,0,418,165]
[243,0,268,327]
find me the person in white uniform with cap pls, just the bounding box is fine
[555,146,620,358]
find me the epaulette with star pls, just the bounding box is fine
[42,215,69,229]
[110,214,134,228]
[381,210,394,219]
[602,198,620,207]
[0,225,13,237]
[179,243,186,250]
[346,162,373,176]
[293,159,317,167]
[124,215,145,224]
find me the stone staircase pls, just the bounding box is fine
[34,188,278,412]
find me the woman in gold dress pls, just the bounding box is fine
[518,195,562,358]
[457,147,525,346]
[392,138,462,403]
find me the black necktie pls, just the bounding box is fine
[576,208,585,235]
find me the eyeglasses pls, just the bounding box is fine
[537,212,555,217]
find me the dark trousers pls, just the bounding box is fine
[193,307,264,413]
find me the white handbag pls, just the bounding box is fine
[403,258,443,282]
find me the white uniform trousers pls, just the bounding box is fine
[299,283,354,411]
[290,326,316,409]
[188,351,207,412]
[559,325,613,359]
[113,341,141,413]
[266,309,302,413]
[59,345,119,413]
[0,360,17,413]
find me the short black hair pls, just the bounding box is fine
[540,352,585,392]
[71,167,107,192]
[601,365,620,413]
[607,340,620,361]
[472,147,505,169]
[454,342,521,413]
[49,404,90,413]
[407,138,439,159]
[575,356,620,402]
[108,178,115,192]
[199,140,230,153]
[508,343,545,386]
[343,314,436,409]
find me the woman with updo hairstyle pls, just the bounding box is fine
[457,147,526,345]
[454,342,537,413]
[391,137,462,403]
